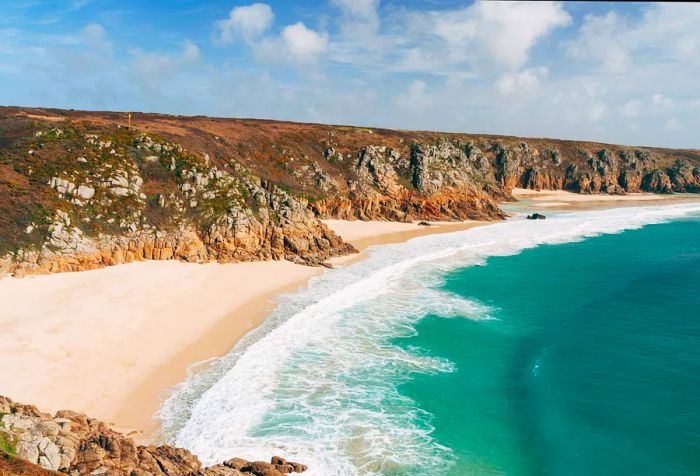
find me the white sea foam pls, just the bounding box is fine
[160,203,700,475]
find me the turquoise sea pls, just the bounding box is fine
[161,204,700,475]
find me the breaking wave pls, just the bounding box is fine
[159,203,700,475]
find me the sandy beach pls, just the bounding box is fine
[0,260,322,437]
[510,187,700,210]
[0,219,485,439]
[3,196,697,441]
[324,219,485,266]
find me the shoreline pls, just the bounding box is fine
[113,272,324,440]
[2,193,699,443]
[0,219,489,442]
[509,187,700,211]
[324,219,487,267]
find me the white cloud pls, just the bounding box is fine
[280,22,328,63]
[619,94,678,120]
[252,21,329,68]
[496,67,548,95]
[4,2,700,149]
[676,35,697,57]
[563,12,629,73]
[651,93,673,111]
[330,0,379,19]
[332,1,570,76]
[81,23,112,53]
[587,102,607,122]
[329,0,382,61]
[473,1,571,69]
[215,3,274,43]
[564,4,700,73]
[620,99,641,118]
[128,39,204,98]
[433,15,477,47]
[393,80,432,111]
[182,40,200,62]
[555,3,700,144]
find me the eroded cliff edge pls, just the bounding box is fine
[1,106,699,276]
[0,396,306,476]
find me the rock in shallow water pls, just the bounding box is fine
[527,213,546,220]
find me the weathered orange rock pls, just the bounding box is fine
[1,395,308,476]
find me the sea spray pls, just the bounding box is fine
[160,203,700,475]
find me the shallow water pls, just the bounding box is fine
[161,203,700,475]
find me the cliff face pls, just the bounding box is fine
[1,107,699,276]
[0,396,306,476]
[0,113,353,277]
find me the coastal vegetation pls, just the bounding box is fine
[0,428,17,455]
[1,106,698,278]
[1,108,699,474]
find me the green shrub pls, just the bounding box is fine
[0,430,17,455]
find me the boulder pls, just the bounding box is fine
[76,185,95,200]
[526,213,546,220]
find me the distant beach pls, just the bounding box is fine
[510,187,700,210]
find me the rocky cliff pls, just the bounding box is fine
[0,396,307,476]
[1,106,699,276]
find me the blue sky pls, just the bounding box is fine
[1,1,699,148]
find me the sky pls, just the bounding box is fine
[1,1,699,148]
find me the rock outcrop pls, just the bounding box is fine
[310,142,506,221]
[0,122,354,277]
[526,213,546,220]
[1,107,699,277]
[0,396,307,476]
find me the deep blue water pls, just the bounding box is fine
[399,217,700,475]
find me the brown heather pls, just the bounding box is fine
[0,106,698,278]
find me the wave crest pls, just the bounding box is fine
[160,204,700,475]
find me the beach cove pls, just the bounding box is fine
[2,192,700,475]
[167,201,700,475]
[0,219,484,439]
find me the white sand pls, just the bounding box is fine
[0,219,488,436]
[510,188,700,212]
[512,187,690,203]
[0,260,321,435]
[323,219,484,255]
[322,219,428,241]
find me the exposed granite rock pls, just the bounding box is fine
[1,451,61,476]
[618,169,643,192]
[0,126,354,277]
[312,142,506,222]
[642,169,673,194]
[1,107,699,278]
[0,396,307,476]
[668,159,700,192]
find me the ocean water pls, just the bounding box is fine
[160,203,700,475]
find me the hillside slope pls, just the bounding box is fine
[1,106,699,276]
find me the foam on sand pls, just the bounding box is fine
[163,203,700,475]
